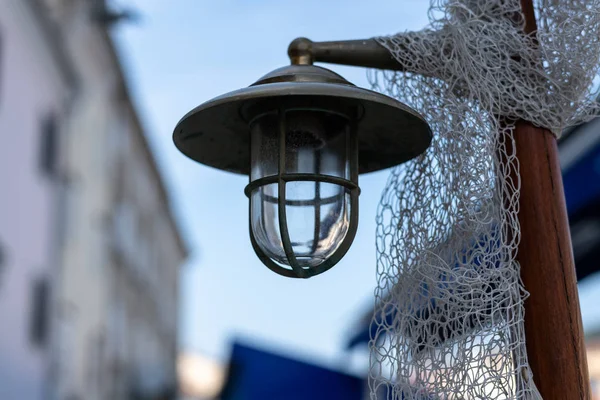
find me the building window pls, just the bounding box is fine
[39,113,58,176]
[29,277,50,347]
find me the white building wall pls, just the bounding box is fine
[0,1,72,399]
[107,108,187,398]
[43,1,188,399]
[0,1,186,398]
[41,3,123,399]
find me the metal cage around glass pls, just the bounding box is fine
[244,105,360,278]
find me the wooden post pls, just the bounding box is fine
[516,1,590,398]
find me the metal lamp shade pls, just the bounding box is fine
[173,65,432,278]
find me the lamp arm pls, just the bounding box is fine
[288,34,451,81]
[288,37,406,71]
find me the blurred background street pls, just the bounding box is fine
[1,1,600,399]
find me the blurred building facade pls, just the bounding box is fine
[0,1,75,399]
[45,1,188,399]
[0,1,188,399]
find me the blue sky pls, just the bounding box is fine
[112,0,600,373]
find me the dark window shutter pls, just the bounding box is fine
[29,278,50,346]
[40,114,58,176]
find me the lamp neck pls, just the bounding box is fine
[288,37,314,65]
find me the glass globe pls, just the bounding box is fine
[249,109,352,272]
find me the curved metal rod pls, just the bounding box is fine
[244,173,359,198]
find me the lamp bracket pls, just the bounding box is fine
[288,37,406,71]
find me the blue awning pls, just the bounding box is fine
[563,140,600,216]
[220,341,365,400]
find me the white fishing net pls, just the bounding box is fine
[367,1,600,399]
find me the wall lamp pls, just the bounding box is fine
[173,38,432,278]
